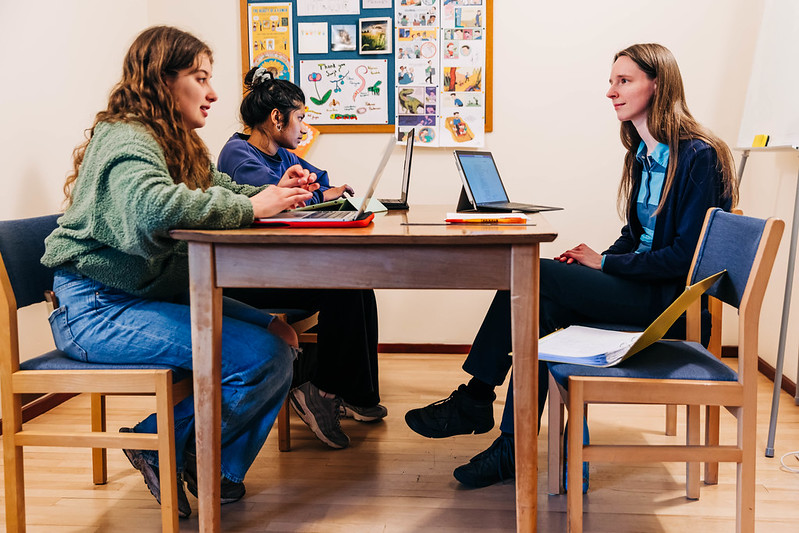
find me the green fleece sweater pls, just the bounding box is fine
[42,121,265,299]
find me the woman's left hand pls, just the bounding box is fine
[555,243,602,270]
[323,184,355,202]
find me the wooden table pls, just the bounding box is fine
[170,206,557,532]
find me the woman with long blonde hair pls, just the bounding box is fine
[404,43,739,488]
[43,26,316,517]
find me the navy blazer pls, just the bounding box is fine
[601,139,732,308]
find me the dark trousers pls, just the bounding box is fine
[226,288,380,407]
[462,258,676,433]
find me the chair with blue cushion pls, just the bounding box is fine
[545,208,784,532]
[0,214,192,532]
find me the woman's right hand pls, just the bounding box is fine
[267,316,299,348]
[250,186,313,218]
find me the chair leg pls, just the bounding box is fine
[665,404,677,436]
[3,402,26,532]
[90,393,108,485]
[686,404,701,500]
[155,374,179,533]
[278,398,291,452]
[738,403,756,533]
[567,381,584,533]
[704,405,720,484]
[547,372,565,495]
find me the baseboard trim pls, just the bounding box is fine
[717,345,796,398]
[0,393,77,436]
[757,355,797,398]
[378,343,471,354]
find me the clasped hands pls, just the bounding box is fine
[249,164,320,218]
[555,243,602,270]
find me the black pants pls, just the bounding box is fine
[461,258,678,433]
[226,288,380,407]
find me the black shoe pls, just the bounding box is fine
[404,384,494,438]
[183,451,246,504]
[120,428,191,518]
[453,434,515,488]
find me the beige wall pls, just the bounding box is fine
[6,0,798,386]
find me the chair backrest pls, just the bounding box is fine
[689,208,776,310]
[0,214,60,309]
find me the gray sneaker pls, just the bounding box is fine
[340,401,388,422]
[120,427,191,518]
[289,382,350,449]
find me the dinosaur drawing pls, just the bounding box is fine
[398,88,423,114]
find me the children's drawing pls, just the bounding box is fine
[443,66,482,92]
[444,111,474,142]
[300,60,388,125]
[307,72,332,105]
[397,87,425,114]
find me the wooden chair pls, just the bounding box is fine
[273,310,319,452]
[0,214,192,532]
[546,208,784,532]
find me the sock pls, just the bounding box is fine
[465,377,496,402]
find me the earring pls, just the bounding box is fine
[276,124,281,131]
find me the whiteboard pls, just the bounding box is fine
[737,0,799,148]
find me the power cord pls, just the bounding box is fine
[779,451,799,473]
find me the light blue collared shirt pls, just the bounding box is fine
[634,141,669,253]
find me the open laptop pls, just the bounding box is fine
[379,128,414,210]
[253,135,396,227]
[453,150,562,213]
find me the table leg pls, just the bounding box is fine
[511,244,539,532]
[188,243,223,532]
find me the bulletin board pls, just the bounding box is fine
[239,0,493,139]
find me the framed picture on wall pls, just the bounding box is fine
[359,17,392,54]
[331,24,357,51]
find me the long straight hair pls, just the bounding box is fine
[64,26,214,203]
[615,43,738,217]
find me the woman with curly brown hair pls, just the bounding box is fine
[42,26,316,517]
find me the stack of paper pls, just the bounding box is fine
[537,270,726,367]
[445,212,529,224]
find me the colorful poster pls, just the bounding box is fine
[248,3,293,80]
[300,60,389,125]
[439,0,485,147]
[395,0,442,145]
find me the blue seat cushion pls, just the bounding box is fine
[20,350,192,383]
[548,339,738,389]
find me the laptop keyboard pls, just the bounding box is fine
[302,210,355,219]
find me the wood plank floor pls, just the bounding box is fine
[2,353,799,532]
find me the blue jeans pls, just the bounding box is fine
[48,270,294,483]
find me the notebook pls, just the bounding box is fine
[253,135,395,227]
[453,150,562,213]
[537,270,726,367]
[379,128,414,210]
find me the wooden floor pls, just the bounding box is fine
[2,353,799,532]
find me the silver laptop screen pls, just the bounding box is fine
[457,152,509,204]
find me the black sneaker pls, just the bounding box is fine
[183,451,246,504]
[453,433,515,488]
[404,384,494,438]
[120,427,191,518]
